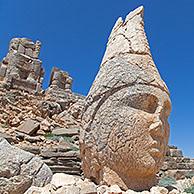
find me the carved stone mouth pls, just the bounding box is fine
[149,121,165,154]
[149,147,163,158]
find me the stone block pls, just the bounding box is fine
[51,173,77,188]
[164,169,193,180]
[188,163,194,169]
[49,166,81,174]
[0,132,15,143]
[20,38,35,49]
[17,119,40,135]
[25,48,33,57]
[52,127,79,136]
[33,51,39,58]
[176,163,191,170]
[0,64,7,78]
[169,149,183,157]
[18,44,25,54]
[17,145,40,154]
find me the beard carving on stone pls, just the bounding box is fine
[80,6,171,191]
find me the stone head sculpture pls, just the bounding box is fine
[49,67,73,92]
[80,6,171,191]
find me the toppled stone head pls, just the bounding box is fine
[49,67,73,92]
[80,6,171,191]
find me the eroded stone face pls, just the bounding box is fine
[80,6,171,191]
[49,67,73,92]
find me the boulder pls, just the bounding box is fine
[0,137,52,188]
[77,179,97,194]
[150,186,168,194]
[56,185,80,194]
[0,175,32,194]
[51,173,77,188]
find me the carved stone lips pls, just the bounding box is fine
[147,137,163,160]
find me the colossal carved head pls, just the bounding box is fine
[80,6,171,191]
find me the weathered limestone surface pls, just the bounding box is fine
[80,6,171,191]
[17,119,40,135]
[0,175,32,194]
[0,137,52,192]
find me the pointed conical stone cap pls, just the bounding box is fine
[87,6,169,100]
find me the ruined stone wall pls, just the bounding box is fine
[159,146,194,180]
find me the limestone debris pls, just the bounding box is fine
[24,173,194,194]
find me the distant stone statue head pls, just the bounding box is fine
[49,67,73,92]
[80,6,171,191]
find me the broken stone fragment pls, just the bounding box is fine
[51,173,77,188]
[17,119,40,135]
[0,137,53,189]
[0,175,33,194]
[18,44,25,54]
[77,178,97,194]
[0,64,7,78]
[52,127,79,136]
[25,48,33,58]
[169,149,183,157]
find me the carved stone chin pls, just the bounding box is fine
[80,6,171,191]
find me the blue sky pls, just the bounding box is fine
[0,0,193,157]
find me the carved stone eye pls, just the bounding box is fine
[119,93,159,114]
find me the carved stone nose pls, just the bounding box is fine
[149,121,162,131]
[155,105,163,115]
[149,120,163,137]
